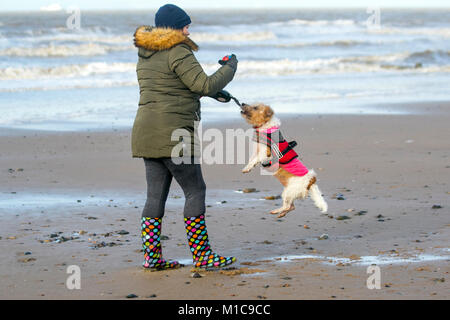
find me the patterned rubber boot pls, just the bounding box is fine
[141,217,182,270]
[184,214,236,269]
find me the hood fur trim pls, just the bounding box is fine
[133,26,198,52]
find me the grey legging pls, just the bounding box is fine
[142,157,206,218]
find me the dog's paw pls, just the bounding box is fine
[277,211,288,218]
[242,167,251,173]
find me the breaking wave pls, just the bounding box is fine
[1,50,449,85]
[0,43,133,57]
[368,26,450,38]
[191,31,276,42]
[269,19,356,27]
[0,62,135,80]
[204,52,450,76]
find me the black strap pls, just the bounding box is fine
[231,96,242,107]
[279,140,297,156]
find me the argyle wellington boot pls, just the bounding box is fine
[141,217,182,270]
[184,214,236,269]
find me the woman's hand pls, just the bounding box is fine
[218,54,238,69]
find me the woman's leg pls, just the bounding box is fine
[163,157,235,268]
[140,158,181,270]
[162,157,206,218]
[142,158,173,219]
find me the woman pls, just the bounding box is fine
[131,4,238,270]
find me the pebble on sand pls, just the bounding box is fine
[332,193,346,200]
[264,195,281,200]
[318,234,329,240]
[18,257,36,263]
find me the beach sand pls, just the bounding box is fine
[0,101,449,300]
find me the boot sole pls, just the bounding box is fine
[192,258,237,271]
[143,263,185,272]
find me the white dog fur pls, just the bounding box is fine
[242,110,328,217]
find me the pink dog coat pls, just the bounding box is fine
[254,126,309,177]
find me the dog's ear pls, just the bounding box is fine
[264,106,274,119]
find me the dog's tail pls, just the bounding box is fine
[309,182,328,213]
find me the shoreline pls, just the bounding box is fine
[1,99,449,136]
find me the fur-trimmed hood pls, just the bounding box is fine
[133,26,198,52]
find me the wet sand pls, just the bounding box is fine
[0,101,449,299]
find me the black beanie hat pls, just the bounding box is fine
[155,4,191,30]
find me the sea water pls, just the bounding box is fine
[1,9,449,131]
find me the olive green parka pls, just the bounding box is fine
[131,26,237,158]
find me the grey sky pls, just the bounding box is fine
[1,0,448,11]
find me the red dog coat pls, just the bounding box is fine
[254,126,309,177]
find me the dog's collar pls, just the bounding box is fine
[255,125,280,133]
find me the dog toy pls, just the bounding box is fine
[218,54,235,65]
